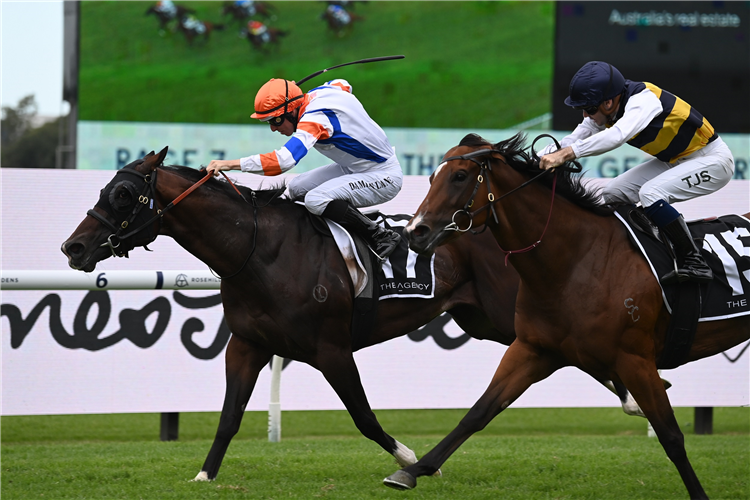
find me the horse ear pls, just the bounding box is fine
[152,146,169,171]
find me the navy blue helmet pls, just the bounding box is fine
[564,61,625,108]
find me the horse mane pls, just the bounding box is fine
[459,133,613,215]
[159,164,288,205]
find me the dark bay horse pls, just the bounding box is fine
[222,1,276,23]
[322,4,363,37]
[241,21,288,52]
[145,2,195,34]
[60,147,518,481]
[60,148,641,482]
[389,133,750,498]
[178,16,225,44]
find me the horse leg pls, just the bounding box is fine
[600,379,645,417]
[616,356,708,499]
[384,340,559,490]
[194,334,272,481]
[316,347,417,468]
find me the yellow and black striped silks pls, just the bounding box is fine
[614,81,716,163]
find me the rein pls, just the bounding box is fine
[442,134,581,265]
[91,166,258,280]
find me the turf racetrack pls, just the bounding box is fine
[2,408,748,499]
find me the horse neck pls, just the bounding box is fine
[154,170,280,277]
[488,171,610,284]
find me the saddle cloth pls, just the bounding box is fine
[615,207,750,321]
[325,214,436,300]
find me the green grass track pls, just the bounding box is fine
[2,407,748,499]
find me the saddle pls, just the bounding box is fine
[309,211,436,351]
[616,206,750,368]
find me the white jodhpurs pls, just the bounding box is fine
[601,137,735,207]
[287,155,403,215]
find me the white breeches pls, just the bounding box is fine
[288,156,403,215]
[601,137,735,208]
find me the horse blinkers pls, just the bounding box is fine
[89,165,159,258]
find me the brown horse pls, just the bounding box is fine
[145,2,195,34]
[387,132,750,498]
[61,148,637,482]
[177,16,225,44]
[321,4,364,37]
[222,1,276,23]
[241,22,288,52]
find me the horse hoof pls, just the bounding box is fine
[383,470,417,490]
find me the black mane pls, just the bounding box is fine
[159,164,288,205]
[458,133,612,215]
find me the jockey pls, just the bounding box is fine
[155,0,177,16]
[327,4,351,24]
[540,61,734,285]
[206,78,403,260]
[247,20,267,36]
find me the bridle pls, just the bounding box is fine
[88,164,258,279]
[440,134,582,264]
[87,164,164,258]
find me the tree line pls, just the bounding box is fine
[1,95,69,168]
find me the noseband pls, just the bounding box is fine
[440,134,582,263]
[88,164,259,279]
[87,166,161,258]
[88,165,227,258]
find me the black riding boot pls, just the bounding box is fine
[659,215,713,285]
[322,200,401,260]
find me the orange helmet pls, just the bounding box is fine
[251,79,304,121]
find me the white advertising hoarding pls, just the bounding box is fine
[2,169,749,416]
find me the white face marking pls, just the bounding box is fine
[405,214,423,232]
[434,161,447,179]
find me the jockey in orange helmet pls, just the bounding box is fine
[206,78,403,260]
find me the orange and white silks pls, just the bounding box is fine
[240,79,395,176]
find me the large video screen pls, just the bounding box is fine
[78,1,555,130]
[553,1,750,133]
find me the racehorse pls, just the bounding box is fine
[61,147,640,482]
[321,3,364,37]
[328,0,368,7]
[145,2,195,34]
[241,21,288,52]
[177,16,225,44]
[222,1,276,23]
[388,132,750,498]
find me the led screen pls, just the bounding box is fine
[553,2,750,133]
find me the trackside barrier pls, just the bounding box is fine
[1,270,285,442]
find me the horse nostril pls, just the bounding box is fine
[64,242,85,258]
[413,224,431,239]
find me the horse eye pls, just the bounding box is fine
[453,171,467,183]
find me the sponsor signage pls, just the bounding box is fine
[2,169,749,415]
[77,121,750,179]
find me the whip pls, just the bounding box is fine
[295,55,405,86]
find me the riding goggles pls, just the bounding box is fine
[263,114,287,127]
[574,104,600,115]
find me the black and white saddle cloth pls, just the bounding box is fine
[322,213,435,300]
[371,214,436,300]
[615,206,750,321]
